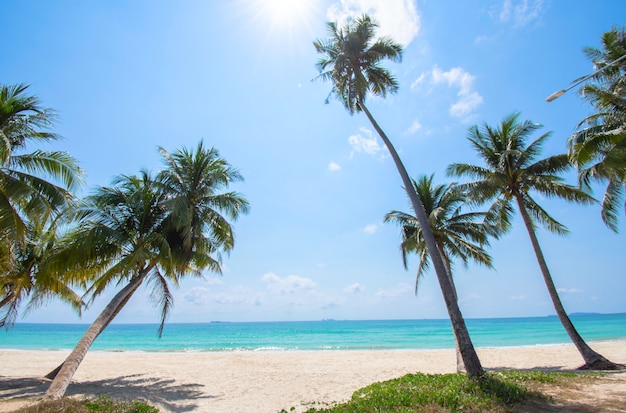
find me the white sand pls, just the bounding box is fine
[1,341,625,412]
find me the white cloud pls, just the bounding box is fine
[261,272,317,295]
[327,0,421,46]
[500,0,512,21]
[474,34,497,45]
[557,288,583,294]
[183,287,211,305]
[344,283,365,293]
[205,277,224,286]
[431,66,483,120]
[375,282,412,299]
[450,92,483,119]
[363,223,379,234]
[499,0,544,28]
[460,293,481,302]
[348,127,386,158]
[212,292,236,304]
[410,72,426,90]
[406,120,422,135]
[328,161,341,172]
[510,294,527,300]
[320,298,340,309]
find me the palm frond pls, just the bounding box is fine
[313,14,403,113]
[600,177,625,231]
[148,268,174,338]
[386,174,496,293]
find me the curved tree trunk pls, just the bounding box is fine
[44,278,144,380]
[360,102,483,377]
[515,194,622,370]
[43,273,147,400]
[437,247,466,373]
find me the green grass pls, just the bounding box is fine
[284,371,583,413]
[14,371,594,413]
[13,395,159,413]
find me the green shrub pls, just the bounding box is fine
[13,396,159,413]
[299,371,582,413]
[84,395,159,413]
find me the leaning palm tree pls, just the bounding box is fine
[448,112,622,370]
[385,174,498,372]
[569,27,626,232]
[0,83,82,246]
[314,14,484,377]
[44,144,249,400]
[44,172,175,399]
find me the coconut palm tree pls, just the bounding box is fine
[0,83,82,246]
[448,112,622,370]
[156,141,248,272]
[385,174,498,372]
[44,143,249,399]
[569,27,626,232]
[0,209,84,329]
[313,14,484,377]
[0,83,84,329]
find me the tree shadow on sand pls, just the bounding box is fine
[0,374,213,412]
[486,366,626,413]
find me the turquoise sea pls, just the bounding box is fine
[2,313,625,352]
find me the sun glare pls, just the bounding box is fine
[258,0,317,29]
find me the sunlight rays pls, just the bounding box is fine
[259,0,318,29]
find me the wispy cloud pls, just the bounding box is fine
[348,127,387,158]
[205,277,224,286]
[498,0,545,28]
[327,0,421,46]
[375,282,412,299]
[183,287,211,305]
[474,34,497,45]
[344,282,365,293]
[211,292,244,305]
[431,66,483,121]
[410,72,426,90]
[261,272,317,295]
[405,120,422,135]
[557,288,583,294]
[328,161,341,172]
[363,223,379,234]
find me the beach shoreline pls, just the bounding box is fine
[1,341,625,412]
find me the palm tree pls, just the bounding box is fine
[448,112,622,370]
[44,143,249,399]
[0,83,84,329]
[569,27,626,232]
[313,14,484,377]
[157,141,248,272]
[385,174,498,372]
[0,83,82,246]
[0,209,84,329]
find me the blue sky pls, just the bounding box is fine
[2,0,625,324]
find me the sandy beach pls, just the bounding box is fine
[1,341,625,412]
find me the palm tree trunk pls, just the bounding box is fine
[437,247,466,373]
[360,101,483,377]
[515,194,621,370]
[43,273,147,400]
[44,278,144,380]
